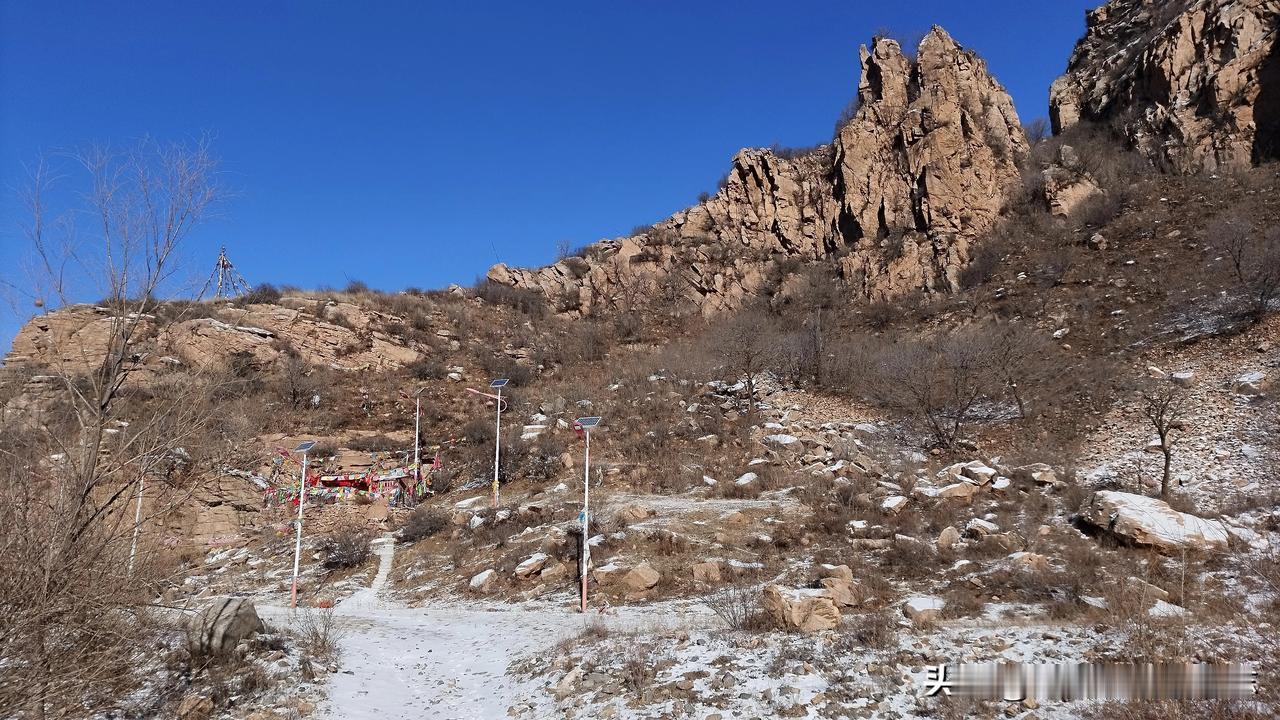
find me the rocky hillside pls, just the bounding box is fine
[489,27,1028,316]
[1050,0,1280,172]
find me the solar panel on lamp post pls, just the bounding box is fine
[290,440,317,609]
[575,416,601,613]
[489,379,509,508]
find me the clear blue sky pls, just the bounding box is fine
[0,0,1099,353]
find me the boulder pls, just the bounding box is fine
[902,596,945,622]
[1078,491,1229,552]
[937,481,980,500]
[761,585,841,633]
[881,495,908,514]
[540,562,568,583]
[692,561,725,584]
[1006,552,1049,572]
[1233,371,1269,396]
[177,694,214,720]
[965,518,999,537]
[959,461,998,485]
[613,503,654,525]
[185,598,264,656]
[937,526,961,550]
[621,562,661,593]
[817,563,853,582]
[818,578,860,608]
[469,568,497,593]
[514,552,550,579]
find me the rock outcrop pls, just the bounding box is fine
[1050,0,1280,173]
[1077,491,1230,552]
[4,299,422,379]
[490,27,1027,316]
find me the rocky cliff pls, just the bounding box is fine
[1050,0,1280,173]
[489,27,1028,316]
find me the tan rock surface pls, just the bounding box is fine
[1050,0,1280,173]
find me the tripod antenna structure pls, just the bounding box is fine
[199,246,252,299]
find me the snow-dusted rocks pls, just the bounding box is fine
[965,518,1000,537]
[1233,371,1269,396]
[514,552,550,579]
[761,585,841,632]
[469,568,497,593]
[734,472,759,487]
[902,596,945,622]
[1078,491,1229,552]
[881,495,908,514]
[763,434,800,446]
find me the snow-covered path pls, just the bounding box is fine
[309,535,618,720]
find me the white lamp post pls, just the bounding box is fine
[489,379,509,508]
[290,440,317,609]
[413,387,426,493]
[575,416,602,613]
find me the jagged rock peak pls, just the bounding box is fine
[489,26,1028,316]
[1050,0,1280,173]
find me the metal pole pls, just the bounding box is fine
[290,451,309,608]
[413,393,421,490]
[127,475,145,575]
[580,430,590,613]
[492,386,502,508]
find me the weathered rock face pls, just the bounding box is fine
[1050,0,1280,173]
[490,26,1027,315]
[4,299,422,379]
[833,28,1028,296]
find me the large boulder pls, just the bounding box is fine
[1077,491,1229,552]
[185,598,264,656]
[621,562,661,593]
[761,585,841,633]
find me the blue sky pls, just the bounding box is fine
[0,1,1099,352]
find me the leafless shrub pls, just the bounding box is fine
[1211,213,1280,322]
[620,641,664,693]
[295,606,342,662]
[318,526,373,569]
[400,506,449,542]
[704,582,771,631]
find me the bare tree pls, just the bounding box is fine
[708,307,780,426]
[1024,117,1051,145]
[1212,213,1280,322]
[835,329,1000,448]
[1,138,223,719]
[978,323,1068,419]
[1140,379,1188,499]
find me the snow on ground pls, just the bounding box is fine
[265,531,711,720]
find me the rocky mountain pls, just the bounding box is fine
[489,27,1029,316]
[1050,0,1280,173]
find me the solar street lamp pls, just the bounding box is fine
[290,440,317,609]
[575,416,601,613]
[489,379,509,508]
